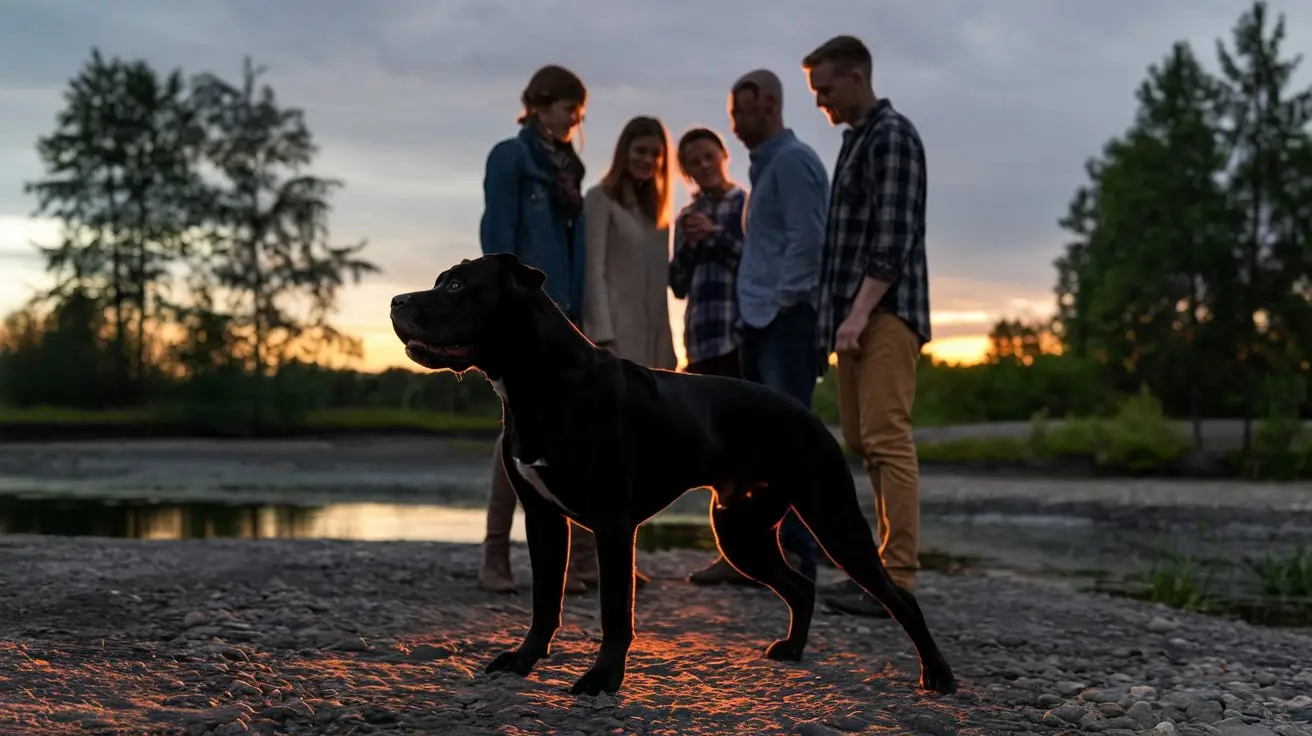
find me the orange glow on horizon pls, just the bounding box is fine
[922,335,992,366]
[356,326,996,372]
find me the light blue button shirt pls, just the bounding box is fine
[737,128,830,329]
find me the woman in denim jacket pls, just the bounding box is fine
[477,64,595,595]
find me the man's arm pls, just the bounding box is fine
[851,124,925,313]
[775,149,830,306]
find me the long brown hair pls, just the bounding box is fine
[599,115,673,230]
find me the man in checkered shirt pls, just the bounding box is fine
[803,35,933,618]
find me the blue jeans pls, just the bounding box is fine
[740,303,821,582]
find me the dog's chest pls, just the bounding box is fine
[493,379,581,515]
[512,456,573,514]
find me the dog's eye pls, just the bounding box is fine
[447,279,463,292]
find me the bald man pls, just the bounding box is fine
[686,68,829,587]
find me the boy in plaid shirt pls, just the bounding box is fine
[669,128,747,378]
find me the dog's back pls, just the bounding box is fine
[625,366,845,496]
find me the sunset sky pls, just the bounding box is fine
[2,0,1308,369]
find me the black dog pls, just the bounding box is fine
[389,253,956,697]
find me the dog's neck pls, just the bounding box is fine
[480,296,595,418]
[481,299,597,462]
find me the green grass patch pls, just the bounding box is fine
[909,387,1212,474]
[917,436,1035,463]
[0,405,166,425]
[303,408,500,432]
[1099,543,1312,628]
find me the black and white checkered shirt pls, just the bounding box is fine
[669,186,748,365]
[815,98,931,358]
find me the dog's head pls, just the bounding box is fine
[389,253,546,373]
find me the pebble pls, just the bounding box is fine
[1147,616,1179,634]
[3,537,1310,735]
[794,721,842,736]
[1127,701,1156,727]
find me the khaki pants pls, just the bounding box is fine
[835,309,921,592]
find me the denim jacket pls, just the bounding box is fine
[478,124,587,322]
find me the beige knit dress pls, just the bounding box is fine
[581,185,677,370]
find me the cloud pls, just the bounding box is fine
[1,0,1309,368]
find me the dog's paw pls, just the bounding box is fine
[484,648,540,678]
[919,665,957,695]
[765,638,805,662]
[569,662,625,696]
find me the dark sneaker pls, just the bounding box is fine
[688,554,807,586]
[820,578,894,618]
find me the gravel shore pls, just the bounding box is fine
[2,535,1310,735]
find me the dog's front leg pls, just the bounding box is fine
[569,524,637,696]
[484,505,569,679]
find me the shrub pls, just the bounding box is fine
[1097,386,1194,471]
[1029,386,1192,472]
[1244,369,1311,480]
[1248,543,1312,599]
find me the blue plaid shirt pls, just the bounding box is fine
[669,185,748,365]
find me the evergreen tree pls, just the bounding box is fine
[23,48,202,402]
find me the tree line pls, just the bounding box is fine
[983,1,1310,450]
[0,2,1308,449]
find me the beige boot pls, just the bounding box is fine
[565,523,595,594]
[479,436,519,594]
[567,525,650,592]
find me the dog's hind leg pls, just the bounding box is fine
[791,474,957,694]
[710,496,816,662]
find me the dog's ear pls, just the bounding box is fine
[485,252,544,294]
[508,261,546,294]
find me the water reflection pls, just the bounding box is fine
[0,493,532,543]
[0,493,718,550]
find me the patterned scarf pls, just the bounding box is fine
[538,134,586,217]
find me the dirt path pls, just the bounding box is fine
[2,536,1310,735]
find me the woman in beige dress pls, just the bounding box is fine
[582,115,678,370]
[568,116,677,591]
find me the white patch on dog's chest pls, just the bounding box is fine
[513,456,571,513]
[492,379,569,513]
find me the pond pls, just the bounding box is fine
[2,490,1308,628]
[0,491,719,552]
[0,490,1159,569]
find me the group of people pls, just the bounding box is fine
[475,34,932,620]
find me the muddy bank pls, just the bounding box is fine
[3,437,1310,509]
[2,536,1312,735]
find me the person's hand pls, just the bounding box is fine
[680,212,718,244]
[834,310,869,355]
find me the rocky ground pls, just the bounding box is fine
[2,536,1311,736]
